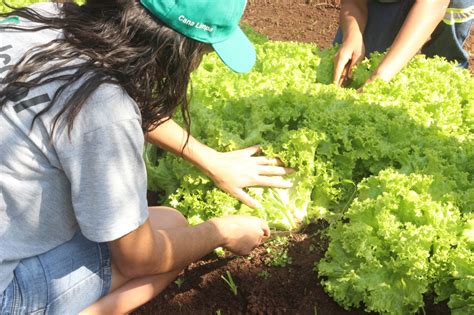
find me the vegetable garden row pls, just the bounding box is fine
[2,1,473,314]
[145,32,474,314]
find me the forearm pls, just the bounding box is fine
[145,117,293,208]
[340,0,368,42]
[374,0,449,80]
[145,118,215,174]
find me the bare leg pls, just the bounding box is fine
[80,207,188,315]
[82,269,181,315]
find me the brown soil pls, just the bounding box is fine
[134,221,449,315]
[134,222,373,315]
[135,2,470,314]
[243,0,341,48]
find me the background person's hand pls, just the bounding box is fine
[204,145,294,208]
[333,35,365,87]
[357,66,397,93]
[212,215,270,255]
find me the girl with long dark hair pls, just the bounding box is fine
[0,1,292,313]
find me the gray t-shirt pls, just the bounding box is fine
[0,3,149,292]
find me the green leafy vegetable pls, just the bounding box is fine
[3,4,472,312]
[318,169,465,314]
[146,38,473,314]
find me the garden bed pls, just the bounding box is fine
[134,221,449,315]
[135,1,472,314]
[133,221,373,315]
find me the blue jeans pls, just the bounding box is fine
[334,0,473,68]
[0,232,112,314]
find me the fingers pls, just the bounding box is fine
[333,53,351,86]
[348,52,362,79]
[224,146,289,168]
[231,188,262,209]
[253,176,292,188]
[339,61,352,87]
[229,145,261,157]
[258,165,294,176]
[253,156,285,166]
[261,220,270,238]
[257,220,270,247]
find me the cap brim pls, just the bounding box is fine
[212,27,256,73]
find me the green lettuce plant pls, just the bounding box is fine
[146,39,473,314]
[3,3,472,312]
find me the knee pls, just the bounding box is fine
[149,206,188,230]
[165,207,188,228]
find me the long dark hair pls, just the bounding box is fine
[0,0,208,137]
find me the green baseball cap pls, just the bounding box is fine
[140,0,256,73]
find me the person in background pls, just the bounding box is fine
[333,0,473,86]
[0,0,293,314]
